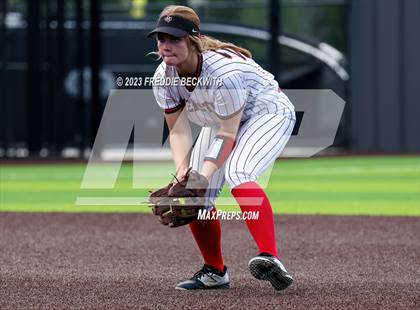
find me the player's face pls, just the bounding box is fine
[157,33,190,66]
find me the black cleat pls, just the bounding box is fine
[248,253,293,291]
[175,265,230,290]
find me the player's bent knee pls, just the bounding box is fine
[225,170,257,189]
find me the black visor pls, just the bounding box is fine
[147,15,200,38]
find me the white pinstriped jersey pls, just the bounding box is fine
[152,49,294,127]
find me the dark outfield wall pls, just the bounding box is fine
[350,0,420,152]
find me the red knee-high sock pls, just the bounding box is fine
[189,208,224,272]
[231,182,279,258]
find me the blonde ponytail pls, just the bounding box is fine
[190,34,252,58]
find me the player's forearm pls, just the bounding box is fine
[200,130,237,181]
[199,112,242,180]
[200,160,219,181]
[164,109,193,178]
[169,130,192,178]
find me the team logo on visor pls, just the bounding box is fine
[164,16,172,23]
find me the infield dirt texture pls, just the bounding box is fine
[1,156,419,308]
[1,213,419,309]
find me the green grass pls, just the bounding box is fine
[1,156,419,216]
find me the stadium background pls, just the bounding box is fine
[1,0,419,157]
[0,1,419,308]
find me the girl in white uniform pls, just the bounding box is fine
[148,5,295,291]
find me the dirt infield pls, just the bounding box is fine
[0,213,419,309]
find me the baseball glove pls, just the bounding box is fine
[148,169,209,228]
[148,181,173,215]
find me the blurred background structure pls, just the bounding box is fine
[0,0,419,159]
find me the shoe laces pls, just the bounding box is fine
[192,265,210,279]
[192,265,221,280]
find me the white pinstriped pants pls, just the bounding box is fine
[190,111,296,209]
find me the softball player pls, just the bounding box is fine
[148,5,295,291]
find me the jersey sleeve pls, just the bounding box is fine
[213,73,247,119]
[152,65,183,113]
